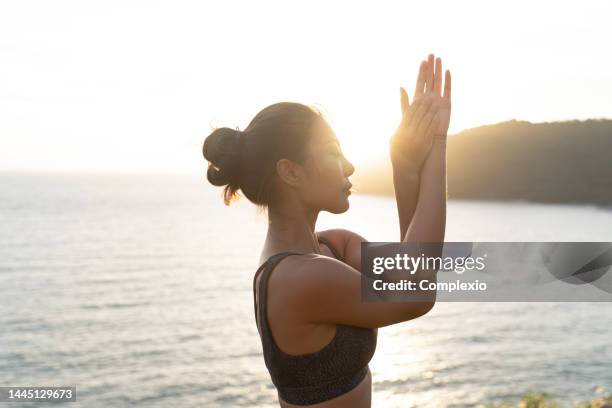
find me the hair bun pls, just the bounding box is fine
[202,127,244,187]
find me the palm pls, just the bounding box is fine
[405,54,452,138]
[391,54,452,172]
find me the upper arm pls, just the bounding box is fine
[288,255,435,329]
[317,228,368,272]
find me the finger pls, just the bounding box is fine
[443,70,452,100]
[413,60,427,99]
[401,97,422,128]
[425,54,434,93]
[433,57,442,95]
[400,87,409,117]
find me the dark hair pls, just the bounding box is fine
[203,102,326,207]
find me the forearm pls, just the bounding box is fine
[403,140,447,244]
[392,167,420,241]
[379,141,446,302]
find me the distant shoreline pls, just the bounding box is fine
[353,118,612,207]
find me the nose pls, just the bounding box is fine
[343,156,355,177]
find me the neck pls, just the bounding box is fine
[263,199,322,259]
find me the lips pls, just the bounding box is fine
[342,183,352,193]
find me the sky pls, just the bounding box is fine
[1,0,611,174]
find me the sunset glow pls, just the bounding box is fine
[1,0,610,172]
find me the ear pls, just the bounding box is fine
[276,158,305,188]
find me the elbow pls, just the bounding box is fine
[416,295,436,318]
[402,295,436,322]
[419,273,438,316]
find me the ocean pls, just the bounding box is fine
[1,173,611,407]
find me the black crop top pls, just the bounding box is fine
[252,235,378,405]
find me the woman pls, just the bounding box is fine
[203,53,451,407]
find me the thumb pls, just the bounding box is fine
[400,87,409,117]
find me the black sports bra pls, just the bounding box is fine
[252,235,378,405]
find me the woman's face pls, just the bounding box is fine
[299,120,355,214]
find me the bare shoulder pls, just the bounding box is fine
[266,252,341,295]
[267,253,348,312]
[263,252,317,290]
[264,253,346,328]
[266,252,348,305]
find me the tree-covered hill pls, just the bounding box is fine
[353,119,612,206]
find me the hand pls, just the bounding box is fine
[389,56,442,173]
[419,54,451,141]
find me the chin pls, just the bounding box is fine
[327,198,350,214]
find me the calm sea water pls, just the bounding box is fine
[1,173,611,407]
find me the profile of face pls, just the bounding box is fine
[277,118,355,214]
